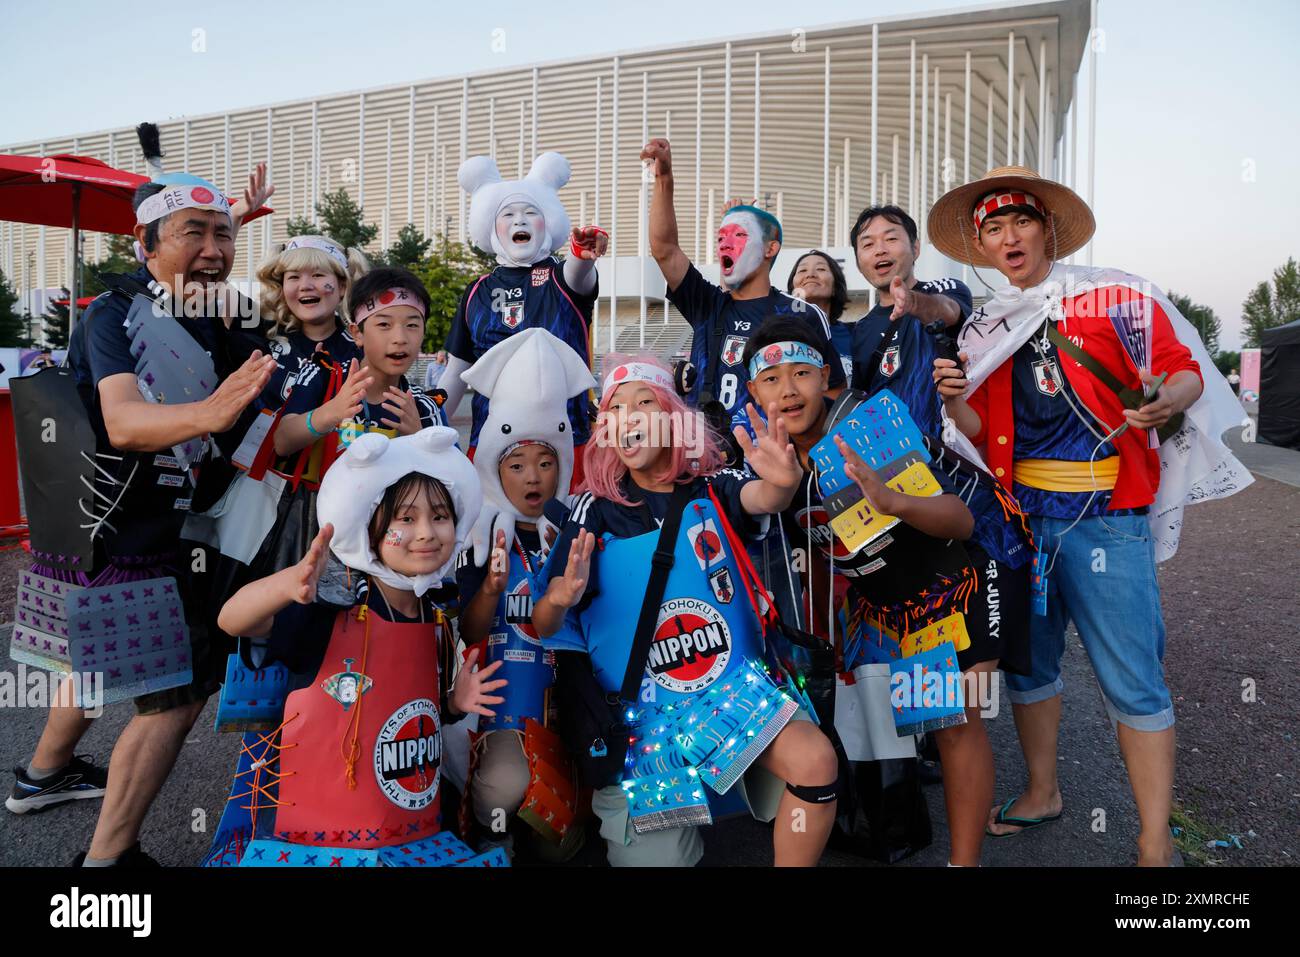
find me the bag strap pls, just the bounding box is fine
[1045,323,1143,405]
[618,482,692,703]
[705,482,779,635]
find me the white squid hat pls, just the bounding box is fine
[458,151,572,262]
[317,428,482,596]
[461,328,596,528]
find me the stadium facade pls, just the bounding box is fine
[2,0,1095,362]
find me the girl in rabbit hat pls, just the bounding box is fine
[215,428,500,860]
[440,151,608,494]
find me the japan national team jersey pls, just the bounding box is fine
[445,257,597,448]
[850,278,973,438]
[668,264,846,417]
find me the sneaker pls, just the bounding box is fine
[6,756,108,814]
[69,842,161,868]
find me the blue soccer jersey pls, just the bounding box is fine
[444,257,597,448]
[668,264,846,417]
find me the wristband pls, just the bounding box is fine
[305,409,326,437]
[570,226,609,259]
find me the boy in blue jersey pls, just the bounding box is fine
[640,138,846,424]
[438,151,608,487]
[849,205,973,439]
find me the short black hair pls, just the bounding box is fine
[850,204,918,248]
[741,314,833,371]
[786,250,849,322]
[132,182,167,252]
[348,266,431,325]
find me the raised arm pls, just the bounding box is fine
[640,138,690,291]
[218,524,334,638]
[562,225,609,294]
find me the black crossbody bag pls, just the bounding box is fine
[554,483,692,788]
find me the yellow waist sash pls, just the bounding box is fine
[1013,456,1119,492]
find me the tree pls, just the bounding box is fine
[379,223,432,270]
[1168,292,1220,357]
[283,215,320,240]
[82,234,140,296]
[282,188,379,252]
[0,267,29,347]
[410,234,494,352]
[1242,257,1300,348]
[1214,351,1240,376]
[41,287,70,350]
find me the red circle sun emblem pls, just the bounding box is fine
[190,186,214,204]
[763,345,783,365]
[612,365,628,381]
[379,290,396,305]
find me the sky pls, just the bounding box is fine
[2,0,1296,349]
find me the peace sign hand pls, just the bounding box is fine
[734,402,801,491]
[545,530,595,610]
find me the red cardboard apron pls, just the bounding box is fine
[276,606,445,848]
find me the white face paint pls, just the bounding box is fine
[716,210,770,289]
[492,200,548,267]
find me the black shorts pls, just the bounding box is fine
[958,544,1032,677]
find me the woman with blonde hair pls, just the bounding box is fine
[255,235,370,407]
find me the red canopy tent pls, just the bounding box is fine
[0,152,271,328]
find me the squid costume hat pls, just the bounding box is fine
[458,151,572,268]
[317,428,482,596]
[461,327,597,564]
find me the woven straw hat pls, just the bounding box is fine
[928,165,1095,267]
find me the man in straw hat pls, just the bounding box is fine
[928,166,1250,866]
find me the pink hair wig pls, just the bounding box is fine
[580,352,726,506]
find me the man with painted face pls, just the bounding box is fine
[849,205,973,440]
[439,152,608,487]
[640,138,846,423]
[57,174,278,866]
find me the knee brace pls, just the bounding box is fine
[786,780,838,804]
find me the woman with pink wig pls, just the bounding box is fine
[532,353,839,867]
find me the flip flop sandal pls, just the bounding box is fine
[985,796,1063,838]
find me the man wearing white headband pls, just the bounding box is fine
[929,166,1250,865]
[639,138,846,423]
[438,151,608,488]
[51,172,279,867]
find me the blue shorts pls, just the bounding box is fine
[1005,512,1175,732]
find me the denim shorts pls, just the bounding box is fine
[1004,512,1175,731]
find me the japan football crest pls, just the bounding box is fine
[686,518,726,571]
[721,335,747,368]
[880,344,901,377]
[1032,357,1062,397]
[501,301,524,329]
[708,567,734,604]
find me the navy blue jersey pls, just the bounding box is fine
[827,318,854,382]
[444,258,596,448]
[455,524,546,606]
[538,470,759,614]
[850,278,973,438]
[1008,335,1131,520]
[70,268,252,559]
[668,264,846,417]
[283,362,444,430]
[262,320,359,410]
